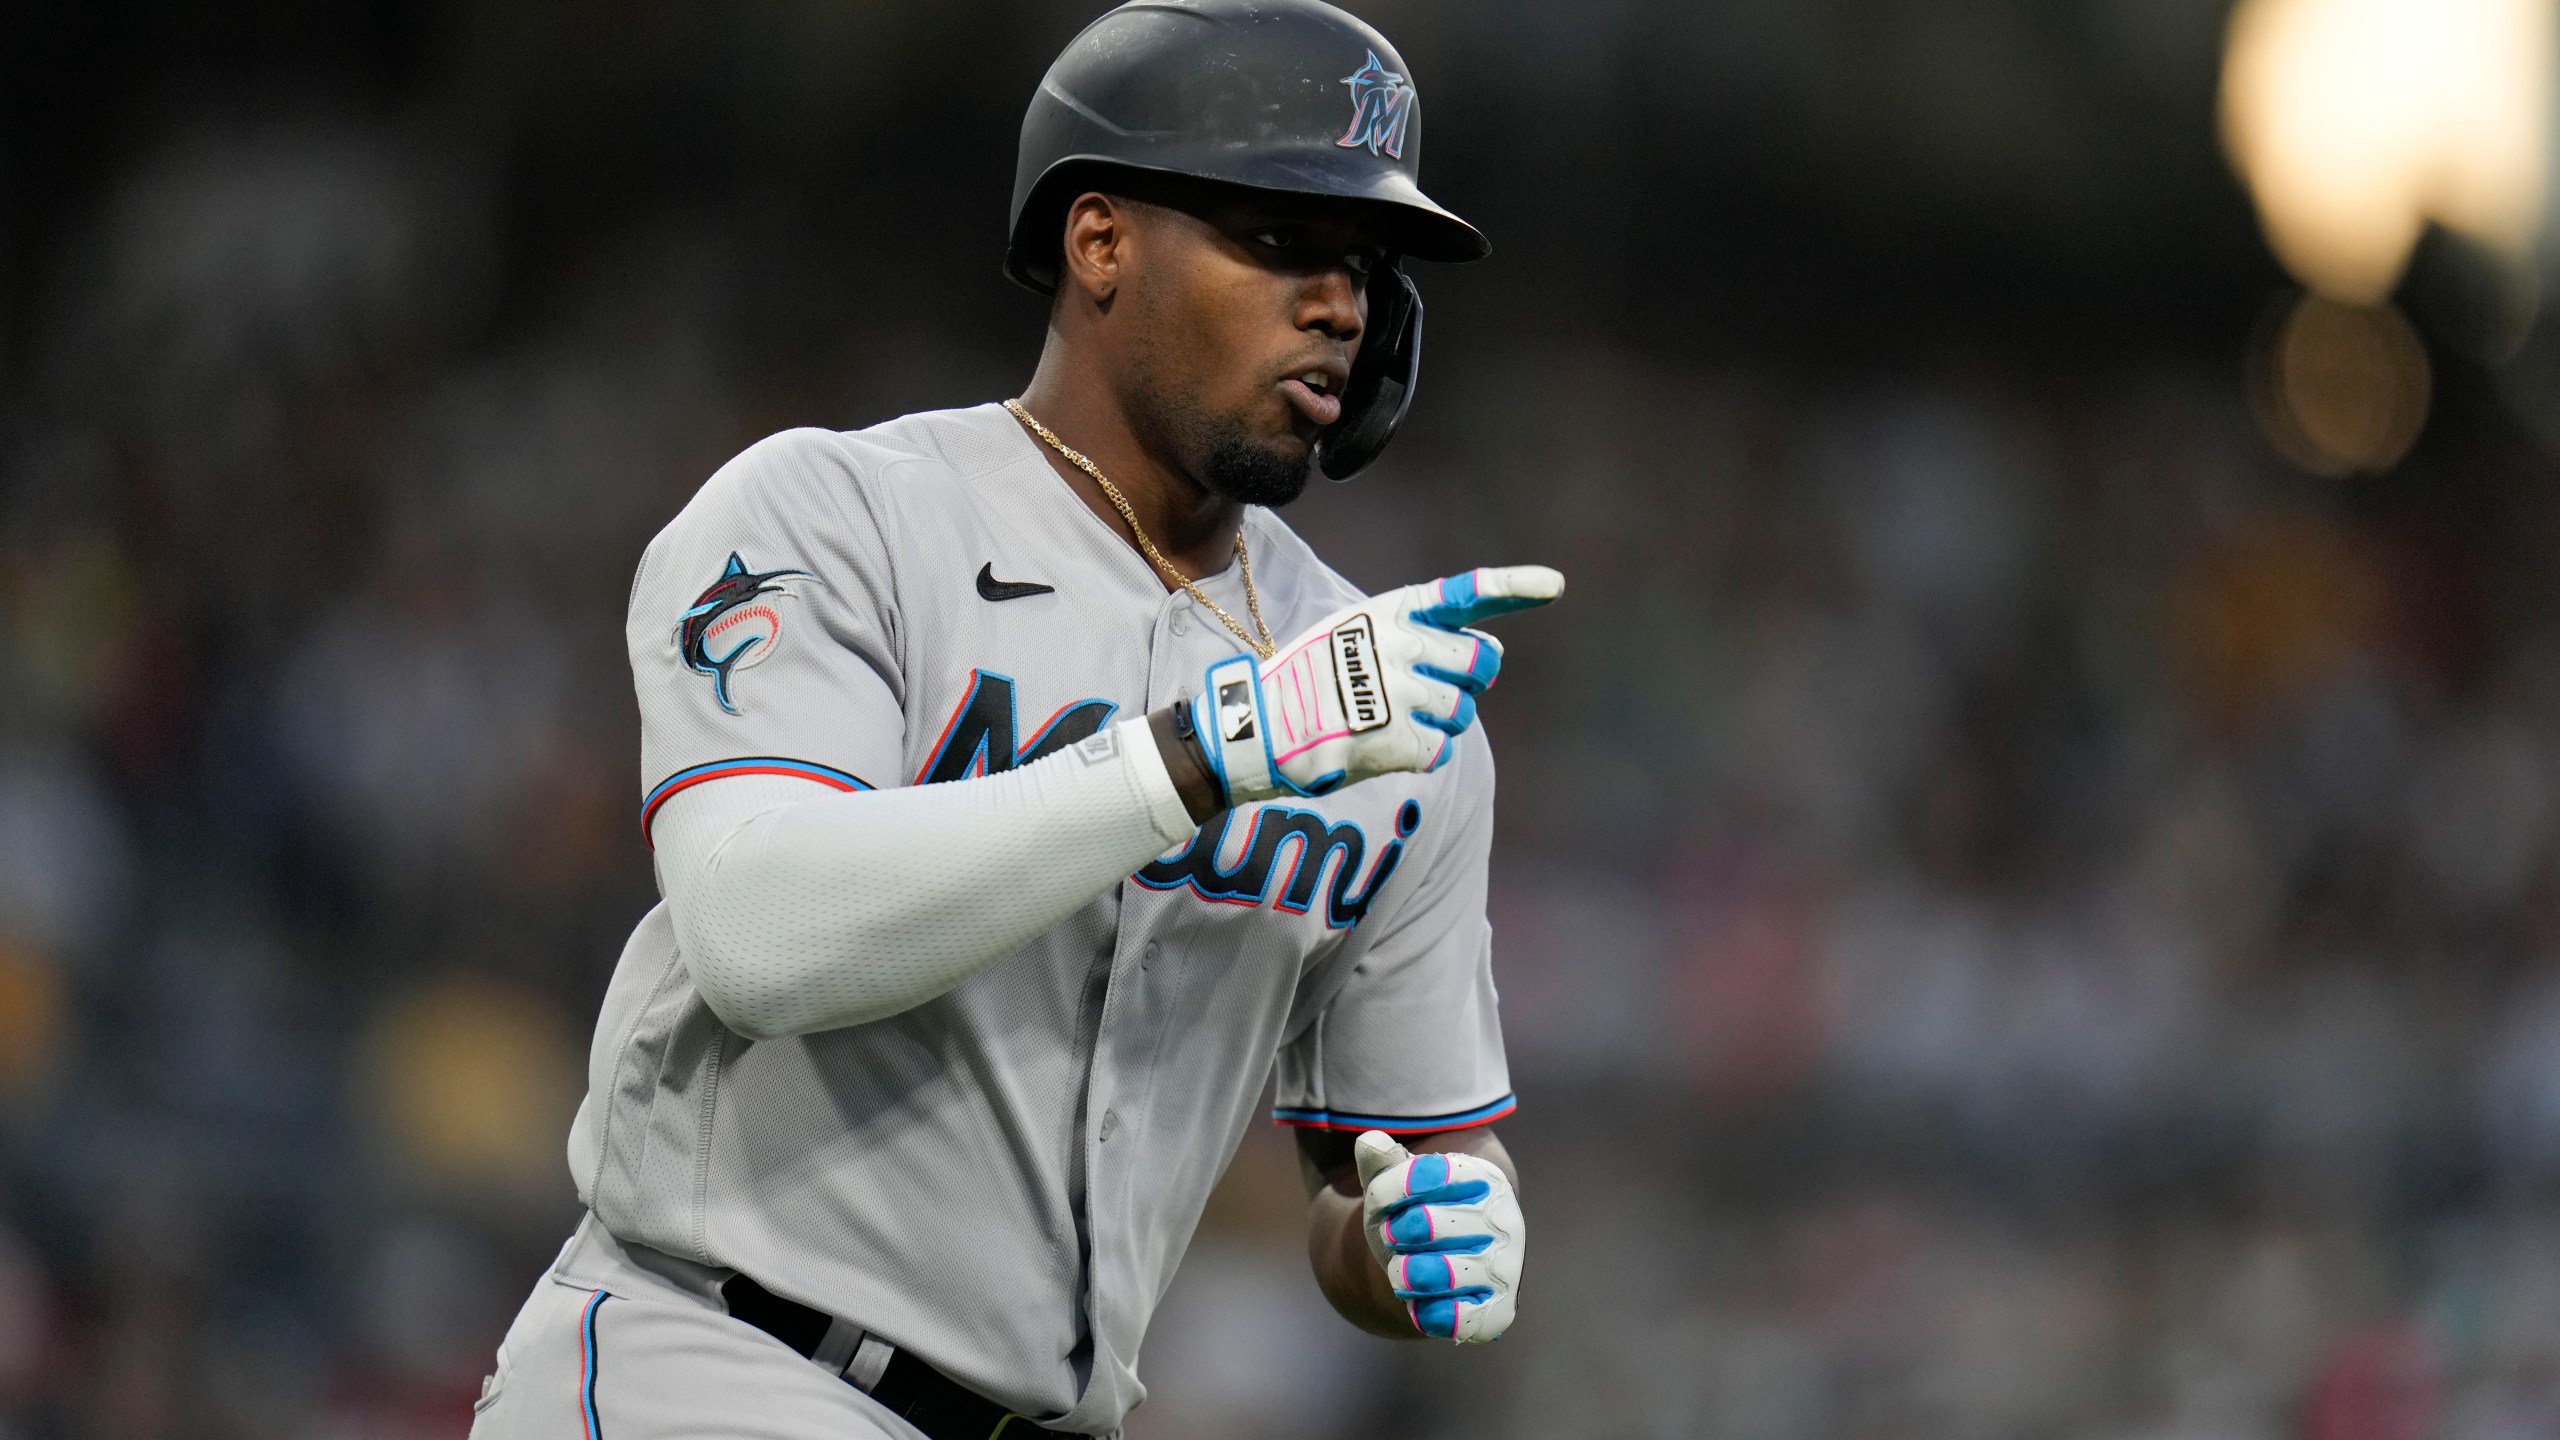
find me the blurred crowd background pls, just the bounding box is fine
[5,0,2560,1437]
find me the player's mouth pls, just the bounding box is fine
[1279,366,1346,427]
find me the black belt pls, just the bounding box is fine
[721,1274,1069,1440]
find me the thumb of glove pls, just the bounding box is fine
[1353,1130,1412,1190]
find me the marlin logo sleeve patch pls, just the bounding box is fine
[677,553,810,714]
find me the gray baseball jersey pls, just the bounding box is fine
[564,403,1512,1434]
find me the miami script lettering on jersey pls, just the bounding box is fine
[1139,798,1420,929]
[915,666,1418,929]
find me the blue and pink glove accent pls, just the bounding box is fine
[1354,1130,1525,1343]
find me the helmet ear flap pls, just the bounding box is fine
[1318,265,1422,482]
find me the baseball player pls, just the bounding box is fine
[470,3,1555,1437]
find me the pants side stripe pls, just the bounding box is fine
[579,1290,609,1440]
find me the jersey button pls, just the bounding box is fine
[1099,1109,1120,1141]
[1141,941,1161,969]
[1169,610,1191,637]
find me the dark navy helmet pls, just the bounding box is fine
[1008,0,1488,478]
[1005,0,1487,293]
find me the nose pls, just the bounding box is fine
[1298,266,1365,346]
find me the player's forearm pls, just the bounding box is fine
[657,715,1199,1039]
[1299,1127,1518,1339]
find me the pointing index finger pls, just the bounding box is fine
[1410,565,1566,630]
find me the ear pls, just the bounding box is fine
[1058,192,1128,308]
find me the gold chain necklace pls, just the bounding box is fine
[1005,398,1276,660]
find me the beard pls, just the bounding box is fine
[1125,376,1313,509]
[1199,426,1311,507]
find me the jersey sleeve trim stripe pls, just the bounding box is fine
[1271,1094,1516,1134]
[641,758,874,844]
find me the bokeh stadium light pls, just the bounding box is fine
[2246,292,2434,475]
[2221,0,2552,306]
[2222,0,2555,474]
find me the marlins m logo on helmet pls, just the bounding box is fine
[1337,50,1414,159]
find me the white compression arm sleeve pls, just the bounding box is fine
[651,716,1198,1040]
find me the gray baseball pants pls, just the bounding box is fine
[468,1218,926,1440]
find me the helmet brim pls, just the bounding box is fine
[1003,153,1488,295]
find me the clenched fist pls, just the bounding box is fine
[1354,1130,1525,1343]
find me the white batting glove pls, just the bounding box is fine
[1189,565,1564,806]
[1354,1130,1524,1344]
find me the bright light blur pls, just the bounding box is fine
[2221,0,2553,302]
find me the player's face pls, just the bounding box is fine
[1119,194,1389,506]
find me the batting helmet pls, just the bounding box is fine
[1008,0,1488,479]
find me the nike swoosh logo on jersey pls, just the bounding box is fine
[976,563,1056,602]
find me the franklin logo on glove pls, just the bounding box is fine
[1333,615,1388,732]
